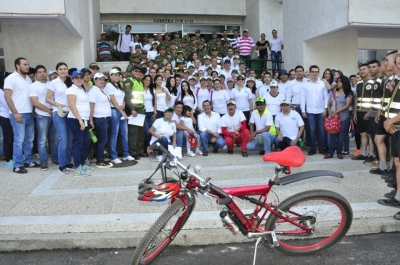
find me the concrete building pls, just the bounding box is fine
[0,0,399,75]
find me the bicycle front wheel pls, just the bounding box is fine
[264,190,353,255]
[131,199,191,265]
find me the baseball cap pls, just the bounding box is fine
[100,31,106,35]
[94,73,108,79]
[255,97,266,104]
[151,41,158,45]
[218,73,225,78]
[80,68,91,74]
[188,65,195,69]
[227,78,233,82]
[203,55,211,60]
[247,77,256,82]
[224,59,231,64]
[233,55,240,59]
[200,76,206,81]
[227,99,236,105]
[110,68,120,75]
[195,29,200,33]
[165,107,174,113]
[188,75,196,80]
[57,106,70,118]
[71,70,84,79]
[89,62,99,69]
[280,99,290,105]
[280,69,288,74]
[270,80,278,87]
[48,69,57,75]
[242,29,249,32]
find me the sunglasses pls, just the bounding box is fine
[73,76,84,80]
[256,103,264,106]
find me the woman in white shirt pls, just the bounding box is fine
[66,70,91,176]
[166,77,179,108]
[105,69,134,164]
[46,62,73,174]
[88,73,113,169]
[154,75,171,119]
[147,41,159,60]
[246,77,257,111]
[211,78,230,116]
[179,81,197,111]
[143,75,157,154]
[149,107,177,162]
[232,74,253,125]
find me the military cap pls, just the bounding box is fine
[212,31,217,35]
[211,47,218,51]
[190,36,196,41]
[177,50,184,54]
[143,34,148,38]
[195,29,200,33]
[141,50,148,54]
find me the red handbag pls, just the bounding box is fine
[324,91,341,134]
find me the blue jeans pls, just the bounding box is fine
[53,112,73,167]
[36,114,58,164]
[246,132,277,153]
[67,118,88,168]
[153,136,169,156]
[93,117,110,163]
[258,54,268,70]
[110,109,130,160]
[270,51,282,72]
[176,129,184,147]
[199,131,225,152]
[327,117,350,155]
[307,113,325,150]
[9,113,35,167]
[144,112,155,151]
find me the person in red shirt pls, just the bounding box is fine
[220,100,250,157]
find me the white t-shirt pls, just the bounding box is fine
[220,110,246,132]
[275,110,304,140]
[231,87,252,111]
[181,94,197,110]
[195,88,211,111]
[3,71,32,114]
[258,85,270,99]
[219,68,232,79]
[66,84,90,120]
[29,81,52,116]
[0,89,10,118]
[249,109,273,131]
[88,86,112,117]
[150,118,177,144]
[144,88,155,112]
[156,90,168,112]
[48,77,68,112]
[278,81,289,96]
[147,50,159,60]
[104,83,125,108]
[265,92,285,116]
[269,37,284,51]
[167,90,179,108]
[180,116,195,131]
[211,90,230,115]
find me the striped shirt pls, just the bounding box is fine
[96,40,112,59]
[237,37,255,56]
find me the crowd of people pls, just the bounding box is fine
[1,29,400,221]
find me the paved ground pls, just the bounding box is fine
[0,141,399,251]
[0,233,398,265]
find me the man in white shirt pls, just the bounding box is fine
[275,100,304,150]
[246,97,277,155]
[117,25,133,61]
[29,65,58,170]
[172,101,193,148]
[219,59,233,79]
[223,47,235,66]
[220,100,250,157]
[4,57,40,173]
[257,71,272,98]
[301,65,329,155]
[198,100,225,156]
[278,69,290,96]
[269,29,284,72]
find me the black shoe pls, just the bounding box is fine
[65,163,74,169]
[319,149,326,155]
[378,198,400,208]
[382,170,395,180]
[242,152,248,157]
[13,166,28,174]
[363,156,375,163]
[132,154,141,160]
[385,178,396,185]
[369,168,385,175]
[342,151,350,156]
[387,182,397,188]
[213,149,218,154]
[139,152,149,157]
[40,163,48,171]
[24,162,40,168]
[384,190,396,199]
[351,154,367,160]
[228,150,233,154]
[258,151,265,155]
[393,212,400,220]
[52,160,59,165]
[308,149,316,155]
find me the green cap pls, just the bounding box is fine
[255,97,266,104]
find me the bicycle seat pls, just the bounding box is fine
[263,146,306,167]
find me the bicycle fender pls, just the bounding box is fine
[279,170,343,186]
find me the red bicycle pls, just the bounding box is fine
[131,144,353,265]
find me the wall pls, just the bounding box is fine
[303,29,359,76]
[0,0,64,15]
[99,0,246,16]
[348,0,400,26]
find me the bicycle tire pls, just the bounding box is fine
[264,189,353,255]
[131,199,191,265]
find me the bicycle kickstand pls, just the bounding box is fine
[253,237,262,265]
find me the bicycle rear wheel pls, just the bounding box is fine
[264,190,352,255]
[131,199,191,265]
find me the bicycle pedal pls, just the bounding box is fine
[261,238,275,253]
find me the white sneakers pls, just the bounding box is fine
[187,151,196,157]
[156,155,163,162]
[111,158,123,164]
[195,149,203,155]
[123,156,135,161]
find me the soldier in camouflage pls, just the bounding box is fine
[154,46,170,66]
[196,42,208,61]
[172,31,182,46]
[208,31,218,48]
[194,29,206,43]
[126,53,141,72]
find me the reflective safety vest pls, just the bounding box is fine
[370,75,385,113]
[380,75,395,115]
[126,77,144,106]
[256,108,276,136]
[384,78,400,127]
[356,79,375,112]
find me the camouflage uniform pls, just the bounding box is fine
[155,54,170,66]
[126,54,141,72]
